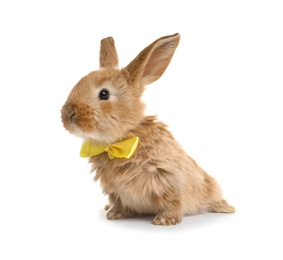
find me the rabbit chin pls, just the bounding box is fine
[72,127,111,143]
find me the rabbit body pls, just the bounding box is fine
[61,34,235,225]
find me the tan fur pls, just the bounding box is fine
[99,37,119,69]
[61,33,235,225]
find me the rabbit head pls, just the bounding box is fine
[61,33,180,144]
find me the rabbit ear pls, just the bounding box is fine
[123,33,180,93]
[99,37,119,69]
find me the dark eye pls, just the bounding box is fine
[99,89,110,100]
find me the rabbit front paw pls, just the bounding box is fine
[107,208,125,220]
[106,206,135,220]
[152,213,182,226]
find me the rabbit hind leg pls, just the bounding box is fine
[208,199,235,213]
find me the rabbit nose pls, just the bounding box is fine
[65,103,76,118]
[69,112,76,122]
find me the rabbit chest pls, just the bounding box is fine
[92,156,160,214]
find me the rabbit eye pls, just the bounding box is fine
[99,89,110,100]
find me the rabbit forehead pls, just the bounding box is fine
[92,68,126,87]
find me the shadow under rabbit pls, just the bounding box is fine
[98,208,235,231]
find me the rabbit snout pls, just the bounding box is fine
[65,103,76,122]
[61,100,98,135]
[61,103,76,127]
[61,101,79,130]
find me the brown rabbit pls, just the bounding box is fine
[61,33,235,225]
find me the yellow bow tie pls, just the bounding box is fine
[80,136,139,159]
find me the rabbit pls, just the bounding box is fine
[61,33,235,225]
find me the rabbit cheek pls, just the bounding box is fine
[100,101,113,113]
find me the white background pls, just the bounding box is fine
[0,1,282,259]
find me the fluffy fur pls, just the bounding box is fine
[61,33,235,225]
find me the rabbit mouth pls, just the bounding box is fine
[63,114,106,142]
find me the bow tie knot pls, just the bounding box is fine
[80,136,139,159]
